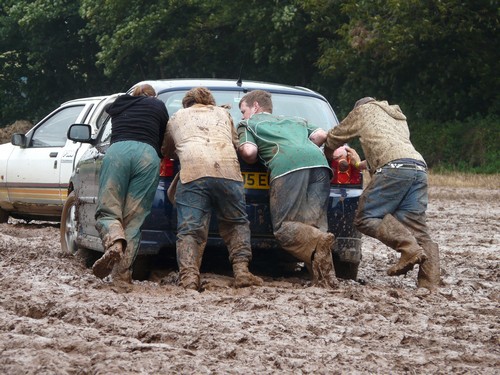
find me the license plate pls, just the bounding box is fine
[242,172,269,189]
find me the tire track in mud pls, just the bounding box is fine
[0,186,499,374]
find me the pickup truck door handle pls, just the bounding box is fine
[49,152,58,157]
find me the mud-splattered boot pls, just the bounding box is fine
[92,240,125,279]
[311,232,338,288]
[232,262,264,288]
[417,241,441,291]
[375,214,427,276]
[176,237,204,291]
[179,271,200,291]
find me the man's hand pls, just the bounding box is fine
[344,145,366,170]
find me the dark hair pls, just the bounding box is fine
[182,87,216,108]
[132,84,156,97]
[239,90,273,113]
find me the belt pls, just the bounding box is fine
[376,163,427,174]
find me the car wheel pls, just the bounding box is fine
[0,207,8,223]
[333,260,359,280]
[60,191,79,254]
[132,255,151,280]
[77,248,101,269]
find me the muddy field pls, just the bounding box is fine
[0,185,498,374]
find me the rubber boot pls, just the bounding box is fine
[311,232,338,288]
[275,223,337,288]
[92,239,125,279]
[375,214,427,276]
[232,262,264,288]
[176,237,203,291]
[417,241,441,291]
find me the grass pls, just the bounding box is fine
[428,170,500,189]
[362,170,500,189]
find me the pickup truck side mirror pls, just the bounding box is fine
[11,133,27,148]
[67,124,93,144]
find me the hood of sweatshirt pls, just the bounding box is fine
[106,94,146,116]
[371,100,407,121]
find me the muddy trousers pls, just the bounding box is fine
[176,223,254,287]
[175,177,253,287]
[270,168,330,262]
[354,167,440,288]
[95,141,160,279]
[270,168,337,288]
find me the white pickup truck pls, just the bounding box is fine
[0,94,118,223]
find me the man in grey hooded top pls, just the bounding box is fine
[325,97,440,291]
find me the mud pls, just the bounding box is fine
[0,186,498,374]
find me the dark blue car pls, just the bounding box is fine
[61,79,363,279]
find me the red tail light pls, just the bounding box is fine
[330,156,362,185]
[160,158,175,177]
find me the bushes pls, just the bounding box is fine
[0,120,33,144]
[411,114,499,174]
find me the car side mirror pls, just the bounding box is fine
[11,133,27,148]
[67,124,93,143]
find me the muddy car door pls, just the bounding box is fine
[71,120,112,248]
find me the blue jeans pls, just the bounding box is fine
[354,167,432,244]
[175,177,252,266]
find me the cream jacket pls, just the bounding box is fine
[162,104,243,183]
[326,100,425,171]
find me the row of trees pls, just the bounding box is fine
[1,0,498,171]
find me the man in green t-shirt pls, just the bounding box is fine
[237,90,337,288]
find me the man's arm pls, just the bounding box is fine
[238,143,258,164]
[309,128,327,146]
[237,121,258,164]
[161,126,177,160]
[325,109,362,151]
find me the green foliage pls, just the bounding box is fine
[79,0,321,88]
[0,0,113,124]
[411,114,500,174]
[309,0,500,121]
[0,0,498,175]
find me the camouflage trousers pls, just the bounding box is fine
[95,141,160,272]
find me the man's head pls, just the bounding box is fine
[239,90,273,119]
[353,97,376,109]
[182,87,216,108]
[132,84,156,97]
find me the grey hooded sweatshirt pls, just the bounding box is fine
[326,100,424,171]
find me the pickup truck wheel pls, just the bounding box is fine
[0,208,8,223]
[60,191,79,255]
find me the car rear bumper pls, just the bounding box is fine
[139,186,363,265]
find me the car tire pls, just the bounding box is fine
[60,191,79,255]
[0,208,8,223]
[333,260,359,280]
[77,248,101,269]
[132,255,151,280]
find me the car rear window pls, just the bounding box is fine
[158,90,338,130]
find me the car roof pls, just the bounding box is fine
[131,79,327,100]
[60,96,110,107]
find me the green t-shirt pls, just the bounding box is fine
[238,113,331,181]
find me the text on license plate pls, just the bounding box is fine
[242,172,269,189]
